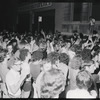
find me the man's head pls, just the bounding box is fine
[76,70,92,90]
[0,49,8,63]
[69,56,82,70]
[59,53,69,65]
[40,68,66,98]
[31,50,43,62]
[7,43,13,53]
[12,60,22,72]
[19,49,31,62]
[47,52,59,65]
[18,40,27,49]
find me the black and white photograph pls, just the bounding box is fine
[0,0,100,98]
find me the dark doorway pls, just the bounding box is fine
[33,9,55,34]
[18,12,30,33]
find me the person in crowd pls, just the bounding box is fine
[46,52,59,69]
[81,60,99,97]
[82,48,92,63]
[10,39,18,54]
[40,68,66,98]
[68,56,82,90]
[66,70,97,98]
[19,49,32,98]
[6,43,15,69]
[0,28,100,98]
[30,50,43,83]
[89,16,95,34]
[0,49,10,98]
[5,59,29,98]
[59,53,69,79]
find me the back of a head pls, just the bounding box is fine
[69,56,82,70]
[59,53,69,65]
[19,49,29,61]
[47,52,59,64]
[76,70,92,89]
[40,68,66,98]
[31,50,43,62]
[82,49,92,62]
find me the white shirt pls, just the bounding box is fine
[58,62,69,79]
[66,88,95,98]
[2,42,7,49]
[21,62,31,81]
[6,69,21,97]
[68,50,76,60]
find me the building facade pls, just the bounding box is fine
[17,2,100,34]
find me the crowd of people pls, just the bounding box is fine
[0,29,100,98]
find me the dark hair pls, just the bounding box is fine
[76,70,92,89]
[10,39,17,44]
[93,30,98,34]
[46,38,52,43]
[82,49,92,62]
[47,52,59,64]
[92,36,98,42]
[59,53,69,65]
[79,33,83,39]
[19,49,29,61]
[31,50,43,61]
[20,40,27,45]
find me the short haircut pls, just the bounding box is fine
[47,52,59,64]
[19,49,29,61]
[31,50,43,61]
[70,44,82,54]
[40,68,66,98]
[59,53,69,65]
[76,70,92,89]
[69,56,82,70]
[82,49,92,62]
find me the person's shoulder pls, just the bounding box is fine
[66,89,77,98]
[6,69,13,80]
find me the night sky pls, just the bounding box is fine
[0,0,18,31]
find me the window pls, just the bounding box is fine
[92,3,100,21]
[73,3,82,21]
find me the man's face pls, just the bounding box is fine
[13,63,21,72]
[7,45,13,53]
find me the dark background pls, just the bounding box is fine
[0,0,39,31]
[0,0,18,31]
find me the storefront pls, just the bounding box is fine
[17,2,100,34]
